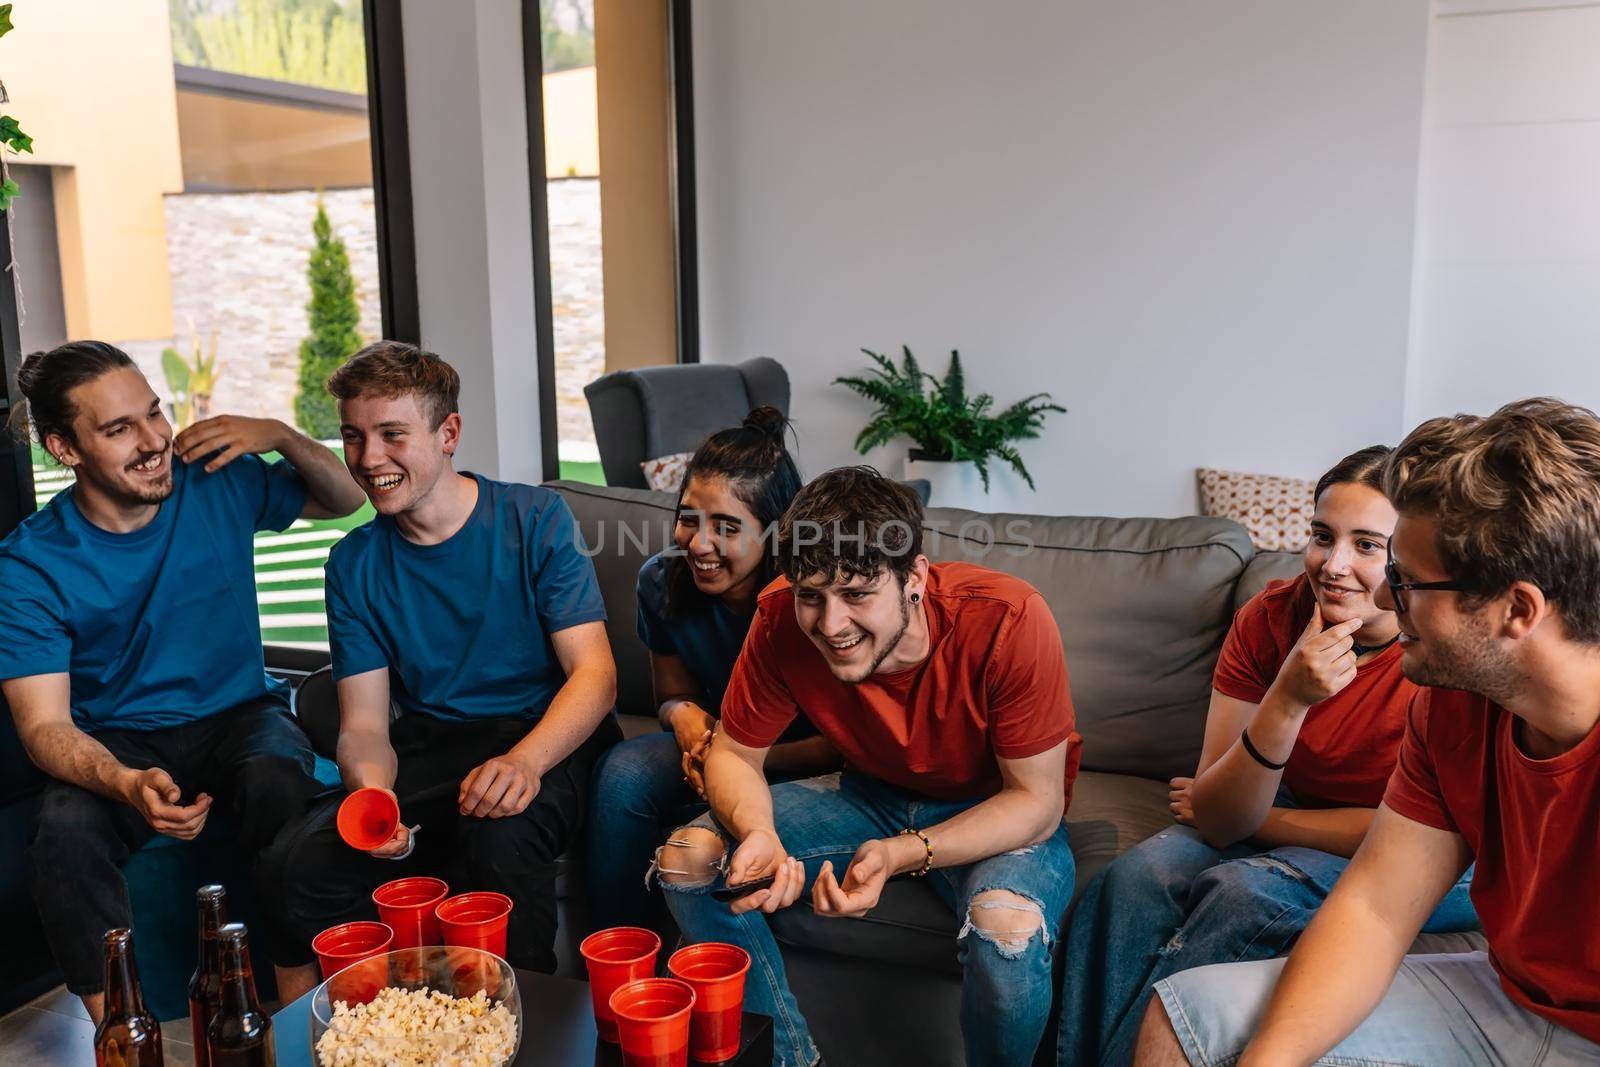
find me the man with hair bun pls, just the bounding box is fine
[261,340,619,1003]
[0,340,365,1022]
[1136,397,1600,1067]
[657,465,1081,1067]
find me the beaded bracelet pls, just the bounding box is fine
[899,827,934,877]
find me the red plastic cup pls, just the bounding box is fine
[668,943,751,1062]
[580,926,663,1042]
[337,787,400,851]
[311,921,393,1004]
[372,876,449,949]
[435,891,513,958]
[610,978,695,1067]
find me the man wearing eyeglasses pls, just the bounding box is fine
[1134,396,1600,1067]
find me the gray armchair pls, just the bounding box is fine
[583,358,790,489]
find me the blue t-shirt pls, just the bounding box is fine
[636,552,815,743]
[325,475,607,722]
[0,456,307,731]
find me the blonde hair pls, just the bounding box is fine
[1384,396,1600,642]
[326,340,459,429]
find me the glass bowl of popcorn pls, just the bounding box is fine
[309,946,522,1067]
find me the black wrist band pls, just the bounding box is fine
[1240,727,1288,770]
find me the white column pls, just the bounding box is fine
[402,0,544,483]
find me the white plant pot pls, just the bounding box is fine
[904,454,986,509]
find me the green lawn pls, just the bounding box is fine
[30,447,606,649]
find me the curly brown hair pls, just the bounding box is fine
[326,340,460,429]
[1383,396,1600,642]
[776,466,924,586]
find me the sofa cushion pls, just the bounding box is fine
[768,770,1171,974]
[921,510,1252,782]
[549,481,678,718]
[1233,550,1304,612]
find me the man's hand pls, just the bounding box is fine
[125,767,212,840]
[459,753,541,818]
[1270,606,1363,709]
[175,415,290,473]
[726,827,805,916]
[1169,776,1195,826]
[813,837,907,919]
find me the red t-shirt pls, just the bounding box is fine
[720,562,1083,811]
[1384,689,1600,1045]
[1212,574,1416,809]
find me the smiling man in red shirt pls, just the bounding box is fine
[1135,397,1600,1067]
[658,466,1080,1067]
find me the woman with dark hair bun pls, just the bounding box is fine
[1054,446,1481,1067]
[584,407,837,930]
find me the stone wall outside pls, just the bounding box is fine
[143,181,603,451]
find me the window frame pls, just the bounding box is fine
[0,206,35,538]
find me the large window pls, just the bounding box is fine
[3,1,406,649]
[534,0,697,484]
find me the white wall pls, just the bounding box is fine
[404,0,544,484]
[1404,2,1600,426]
[691,0,1431,516]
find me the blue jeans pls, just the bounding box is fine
[1158,952,1600,1066]
[659,771,1077,1067]
[1055,825,1479,1067]
[585,732,708,930]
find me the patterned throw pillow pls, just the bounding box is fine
[641,452,693,493]
[1196,467,1316,552]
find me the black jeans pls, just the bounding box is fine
[260,711,620,973]
[26,698,322,995]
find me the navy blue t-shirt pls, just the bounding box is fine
[636,551,815,743]
[325,475,607,722]
[0,456,307,731]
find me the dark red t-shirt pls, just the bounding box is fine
[1384,688,1600,1045]
[720,562,1082,811]
[1212,574,1416,809]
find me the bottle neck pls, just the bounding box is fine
[197,903,225,972]
[105,945,146,1019]
[219,939,262,1016]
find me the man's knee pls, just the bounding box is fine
[237,751,318,800]
[1194,853,1305,909]
[962,888,1047,959]
[29,785,117,862]
[1132,997,1191,1067]
[654,826,726,890]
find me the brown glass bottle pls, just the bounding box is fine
[206,922,276,1067]
[94,927,165,1067]
[188,884,228,1067]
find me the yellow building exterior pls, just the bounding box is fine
[7,0,184,344]
[2,0,604,350]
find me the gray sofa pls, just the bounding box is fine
[583,358,791,489]
[547,483,1484,1066]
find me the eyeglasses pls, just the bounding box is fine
[1383,559,1471,614]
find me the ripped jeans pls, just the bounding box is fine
[1054,824,1479,1067]
[657,771,1076,1067]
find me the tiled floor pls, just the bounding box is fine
[0,986,197,1067]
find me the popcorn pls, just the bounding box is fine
[314,986,517,1067]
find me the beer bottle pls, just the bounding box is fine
[207,922,276,1067]
[188,884,228,1067]
[94,927,164,1067]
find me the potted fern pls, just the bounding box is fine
[834,346,1064,506]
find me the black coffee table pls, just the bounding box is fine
[271,967,773,1066]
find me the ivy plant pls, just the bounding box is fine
[0,4,33,213]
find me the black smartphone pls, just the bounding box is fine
[711,875,777,902]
